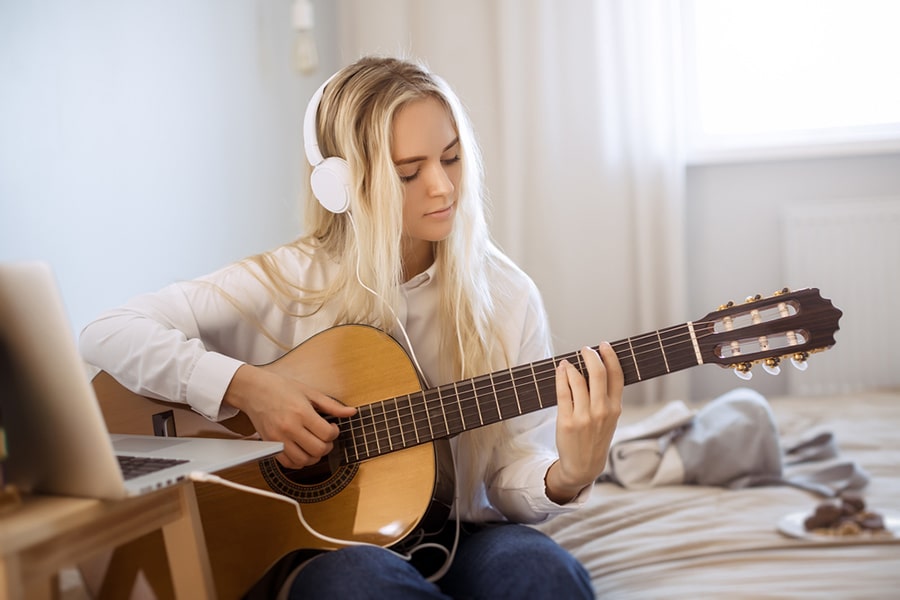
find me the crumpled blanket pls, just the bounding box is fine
[599,387,869,497]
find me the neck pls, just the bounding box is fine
[401,240,434,282]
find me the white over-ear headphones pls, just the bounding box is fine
[303,74,351,213]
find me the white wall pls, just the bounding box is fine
[0,0,339,335]
[685,152,900,401]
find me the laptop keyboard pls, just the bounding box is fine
[117,455,189,480]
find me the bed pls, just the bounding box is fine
[534,389,900,599]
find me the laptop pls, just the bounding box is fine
[0,261,282,500]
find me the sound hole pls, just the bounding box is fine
[259,455,358,503]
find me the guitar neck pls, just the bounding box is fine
[336,322,701,465]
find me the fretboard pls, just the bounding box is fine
[335,321,702,465]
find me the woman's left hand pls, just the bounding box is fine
[545,343,624,504]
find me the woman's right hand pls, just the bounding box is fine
[223,364,357,469]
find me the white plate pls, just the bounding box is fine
[777,510,900,542]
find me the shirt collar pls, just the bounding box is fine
[403,261,437,290]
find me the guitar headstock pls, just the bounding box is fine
[695,288,842,380]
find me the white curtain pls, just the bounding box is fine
[336,0,689,404]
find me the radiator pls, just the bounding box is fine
[782,197,900,395]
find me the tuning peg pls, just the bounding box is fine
[791,351,810,371]
[733,362,753,380]
[745,294,763,303]
[762,357,781,376]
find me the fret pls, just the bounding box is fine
[636,331,670,381]
[359,405,376,458]
[454,378,482,427]
[626,337,641,381]
[474,374,501,424]
[508,367,522,414]
[339,422,355,464]
[342,413,360,463]
[441,383,465,434]
[656,330,671,373]
[370,401,386,454]
[424,389,447,440]
[394,397,408,448]
[405,394,420,444]
[527,362,547,410]
[453,381,467,430]
[490,369,519,419]
[385,397,404,450]
[508,362,540,413]
[435,386,451,435]
[490,373,503,418]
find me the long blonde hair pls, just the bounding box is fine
[249,56,517,383]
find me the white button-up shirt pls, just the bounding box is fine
[80,243,590,523]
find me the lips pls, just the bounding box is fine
[425,203,455,217]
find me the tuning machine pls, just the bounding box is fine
[732,361,753,380]
[762,356,781,375]
[791,351,810,371]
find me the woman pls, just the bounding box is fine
[80,55,623,598]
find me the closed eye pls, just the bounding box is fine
[399,170,420,183]
[398,155,461,184]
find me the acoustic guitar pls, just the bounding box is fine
[90,287,841,598]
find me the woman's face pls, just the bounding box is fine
[391,96,461,254]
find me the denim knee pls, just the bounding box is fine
[442,525,592,599]
[289,545,447,599]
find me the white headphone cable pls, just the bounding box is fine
[345,210,431,388]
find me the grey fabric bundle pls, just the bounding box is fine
[601,388,869,497]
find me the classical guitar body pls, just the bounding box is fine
[87,325,453,599]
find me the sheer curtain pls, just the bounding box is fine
[337,0,688,404]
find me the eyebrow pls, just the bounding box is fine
[393,137,460,166]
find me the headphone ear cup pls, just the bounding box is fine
[310,157,351,214]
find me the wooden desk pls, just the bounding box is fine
[0,482,214,600]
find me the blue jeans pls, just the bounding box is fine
[284,523,592,599]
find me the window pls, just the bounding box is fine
[682,0,900,162]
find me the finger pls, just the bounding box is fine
[580,345,607,405]
[295,426,335,457]
[597,341,624,397]
[310,393,358,417]
[562,358,591,418]
[303,409,343,444]
[277,440,314,469]
[555,359,575,418]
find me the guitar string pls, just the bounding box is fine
[336,312,813,461]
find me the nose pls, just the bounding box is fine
[425,161,454,197]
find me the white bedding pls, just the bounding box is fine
[535,391,900,599]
